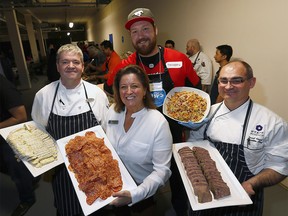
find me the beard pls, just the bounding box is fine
[133,37,157,56]
[186,50,193,56]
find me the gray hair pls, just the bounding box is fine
[56,44,84,63]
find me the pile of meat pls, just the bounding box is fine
[178,146,230,203]
[65,131,123,205]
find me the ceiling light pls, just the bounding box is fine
[69,22,74,28]
[67,32,70,36]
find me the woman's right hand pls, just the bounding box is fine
[109,190,132,207]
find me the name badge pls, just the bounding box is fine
[108,120,119,124]
[166,61,183,68]
[149,82,163,91]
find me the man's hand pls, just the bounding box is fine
[0,105,27,129]
[241,181,255,197]
[241,169,286,196]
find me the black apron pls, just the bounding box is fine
[136,46,174,108]
[136,46,182,143]
[192,100,263,216]
[46,82,99,216]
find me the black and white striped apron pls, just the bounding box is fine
[46,83,99,216]
[191,100,263,216]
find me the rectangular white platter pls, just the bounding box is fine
[0,121,64,177]
[173,140,252,211]
[57,125,137,216]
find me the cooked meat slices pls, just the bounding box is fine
[192,147,230,200]
[178,146,230,203]
[66,131,123,205]
[178,147,212,203]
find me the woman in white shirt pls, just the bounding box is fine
[105,65,172,216]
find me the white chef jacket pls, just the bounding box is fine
[104,105,172,205]
[187,99,288,176]
[31,80,109,129]
[189,51,212,85]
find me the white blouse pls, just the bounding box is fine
[105,105,172,205]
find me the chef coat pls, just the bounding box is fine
[187,99,288,176]
[189,51,212,85]
[31,79,109,129]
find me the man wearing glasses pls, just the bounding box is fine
[185,60,288,215]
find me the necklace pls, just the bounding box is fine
[138,48,162,75]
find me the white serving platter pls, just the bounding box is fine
[0,121,64,177]
[57,125,137,216]
[173,140,252,210]
[163,87,211,123]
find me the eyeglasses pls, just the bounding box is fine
[218,77,249,85]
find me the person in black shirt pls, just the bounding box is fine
[210,45,233,104]
[0,75,39,216]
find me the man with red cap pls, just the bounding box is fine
[104,8,200,216]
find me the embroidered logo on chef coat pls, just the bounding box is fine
[245,124,265,150]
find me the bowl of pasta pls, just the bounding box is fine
[163,87,211,123]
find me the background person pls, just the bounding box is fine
[103,8,201,216]
[165,40,175,49]
[210,44,233,104]
[186,60,288,215]
[186,39,212,93]
[84,45,107,84]
[105,65,172,216]
[0,74,39,216]
[31,44,109,216]
[0,49,16,85]
[94,40,121,82]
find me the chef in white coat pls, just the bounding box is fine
[185,60,288,216]
[32,44,109,216]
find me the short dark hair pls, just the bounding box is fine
[113,65,156,112]
[165,40,175,47]
[216,45,233,61]
[100,40,114,50]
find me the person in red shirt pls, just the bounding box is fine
[104,8,201,216]
[97,40,121,81]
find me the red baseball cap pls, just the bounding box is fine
[125,8,155,30]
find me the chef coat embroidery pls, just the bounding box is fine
[245,124,265,150]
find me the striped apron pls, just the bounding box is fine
[46,83,99,216]
[191,100,263,216]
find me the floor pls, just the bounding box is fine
[1,72,288,216]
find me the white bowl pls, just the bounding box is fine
[163,87,211,123]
